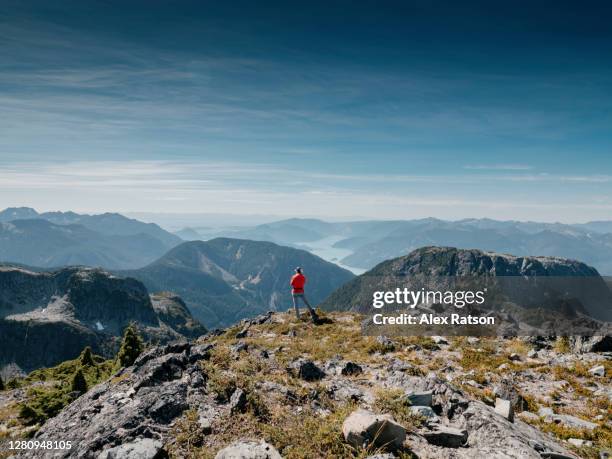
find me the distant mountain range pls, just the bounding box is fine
[122,238,355,329]
[321,246,612,323]
[0,207,181,269]
[0,265,206,375]
[187,217,612,275]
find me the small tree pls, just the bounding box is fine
[117,324,144,368]
[80,346,95,366]
[71,369,88,394]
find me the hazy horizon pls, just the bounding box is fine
[2,206,610,228]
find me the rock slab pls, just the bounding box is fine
[342,408,406,451]
[214,440,282,459]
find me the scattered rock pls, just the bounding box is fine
[376,336,396,352]
[553,414,598,431]
[230,341,248,354]
[341,361,363,376]
[409,405,438,420]
[494,398,514,422]
[229,388,248,414]
[288,359,325,381]
[235,326,249,339]
[570,335,612,353]
[421,425,468,447]
[467,337,480,345]
[493,378,525,410]
[98,438,168,459]
[432,336,448,345]
[588,365,605,377]
[214,440,282,459]
[198,415,212,435]
[567,438,592,448]
[189,343,214,363]
[508,353,521,361]
[365,454,396,459]
[387,358,414,372]
[327,380,365,402]
[527,349,538,359]
[498,363,509,371]
[342,408,406,451]
[404,390,433,407]
[538,407,555,417]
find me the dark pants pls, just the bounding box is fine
[292,293,313,318]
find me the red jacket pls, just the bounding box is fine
[290,273,306,294]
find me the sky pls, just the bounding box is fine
[1,0,611,222]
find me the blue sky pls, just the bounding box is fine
[1,1,611,221]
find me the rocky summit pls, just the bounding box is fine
[0,266,206,376]
[8,310,609,458]
[321,246,612,322]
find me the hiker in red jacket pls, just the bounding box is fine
[290,267,320,323]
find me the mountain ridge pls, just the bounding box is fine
[122,237,355,329]
[0,265,206,375]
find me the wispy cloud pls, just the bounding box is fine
[463,164,533,171]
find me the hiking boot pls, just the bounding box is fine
[309,309,322,325]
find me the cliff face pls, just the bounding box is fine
[321,246,612,322]
[0,266,206,375]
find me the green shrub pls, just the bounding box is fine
[117,324,144,368]
[80,347,95,366]
[71,369,88,394]
[16,347,114,427]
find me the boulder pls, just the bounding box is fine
[189,343,214,364]
[527,349,538,359]
[493,378,525,410]
[198,415,213,435]
[376,336,396,352]
[432,336,448,345]
[553,414,598,430]
[341,361,363,376]
[230,341,248,354]
[508,353,521,361]
[409,406,438,420]
[235,326,249,339]
[288,359,325,381]
[494,398,514,422]
[570,335,612,353]
[214,440,282,459]
[229,388,248,414]
[567,438,592,448]
[588,365,605,377]
[421,425,468,447]
[342,408,406,451]
[404,390,433,407]
[98,438,168,459]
